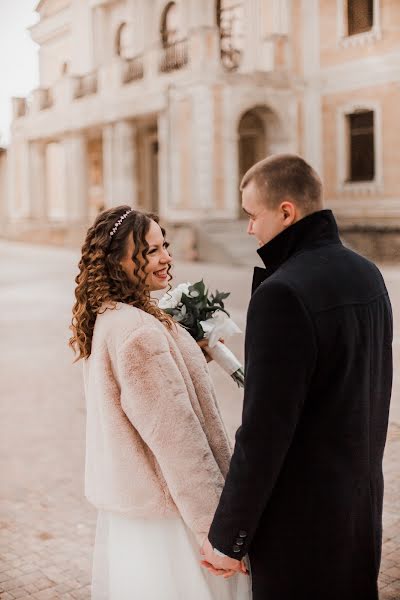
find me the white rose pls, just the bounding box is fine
[200,310,241,347]
[176,282,191,296]
[159,282,191,309]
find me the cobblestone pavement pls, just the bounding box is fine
[0,240,399,599]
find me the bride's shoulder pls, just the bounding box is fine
[96,302,168,342]
[95,302,144,337]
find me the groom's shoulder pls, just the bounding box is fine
[264,244,387,315]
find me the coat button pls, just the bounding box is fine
[232,545,241,553]
[238,530,247,538]
[235,538,244,545]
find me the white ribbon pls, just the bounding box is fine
[200,311,241,348]
[200,311,242,376]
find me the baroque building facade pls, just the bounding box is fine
[5,0,400,259]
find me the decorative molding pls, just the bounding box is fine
[339,27,381,49]
[336,100,383,196]
[320,51,400,94]
[35,0,70,16]
[328,196,400,219]
[29,8,71,44]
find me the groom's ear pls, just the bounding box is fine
[280,200,297,227]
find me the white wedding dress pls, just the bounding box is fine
[91,511,252,600]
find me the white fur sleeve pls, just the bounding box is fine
[116,325,225,544]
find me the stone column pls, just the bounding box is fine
[7,138,31,221]
[192,86,213,213]
[187,0,220,72]
[242,0,259,72]
[30,141,47,221]
[166,92,181,212]
[64,134,88,222]
[127,0,143,56]
[92,6,108,67]
[0,151,5,227]
[102,122,137,208]
[71,0,93,74]
[113,120,137,207]
[102,124,114,207]
[301,0,323,176]
[157,111,169,220]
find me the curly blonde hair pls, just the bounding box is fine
[69,205,174,361]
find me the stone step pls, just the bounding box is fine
[195,220,263,267]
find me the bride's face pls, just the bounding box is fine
[120,220,172,292]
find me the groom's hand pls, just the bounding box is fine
[200,538,247,578]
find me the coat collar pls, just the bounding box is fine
[252,209,341,294]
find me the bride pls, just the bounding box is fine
[69,206,252,600]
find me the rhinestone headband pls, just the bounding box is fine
[109,209,133,238]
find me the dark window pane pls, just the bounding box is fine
[347,0,373,36]
[347,111,375,182]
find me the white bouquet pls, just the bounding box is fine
[159,280,244,387]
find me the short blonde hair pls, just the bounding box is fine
[241,154,323,214]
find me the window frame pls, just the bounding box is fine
[336,102,383,194]
[337,0,381,48]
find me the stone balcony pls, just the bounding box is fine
[10,32,283,136]
[73,72,98,99]
[11,41,191,126]
[12,97,28,119]
[159,39,189,74]
[32,87,54,111]
[121,55,144,84]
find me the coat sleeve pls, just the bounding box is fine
[208,280,317,558]
[116,325,225,545]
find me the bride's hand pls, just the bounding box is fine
[197,339,212,362]
[197,339,225,363]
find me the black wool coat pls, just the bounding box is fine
[208,210,393,600]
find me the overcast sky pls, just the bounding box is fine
[0,0,39,145]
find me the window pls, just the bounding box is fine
[217,0,244,71]
[347,0,373,36]
[161,2,181,47]
[115,22,132,58]
[347,110,374,182]
[159,2,188,72]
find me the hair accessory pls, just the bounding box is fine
[109,209,133,238]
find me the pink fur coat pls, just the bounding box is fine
[83,302,232,545]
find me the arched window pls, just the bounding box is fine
[61,62,69,76]
[216,0,244,70]
[115,22,132,58]
[159,2,188,72]
[161,2,181,47]
[238,110,266,195]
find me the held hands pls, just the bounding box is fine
[200,538,248,579]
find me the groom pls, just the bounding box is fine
[201,154,393,600]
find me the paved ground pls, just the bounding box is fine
[0,240,399,599]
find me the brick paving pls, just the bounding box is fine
[0,240,399,599]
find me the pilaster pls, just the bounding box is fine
[64,134,88,222]
[301,0,323,177]
[113,120,137,207]
[30,141,47,221]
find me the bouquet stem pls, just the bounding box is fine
[206,341,245,388]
